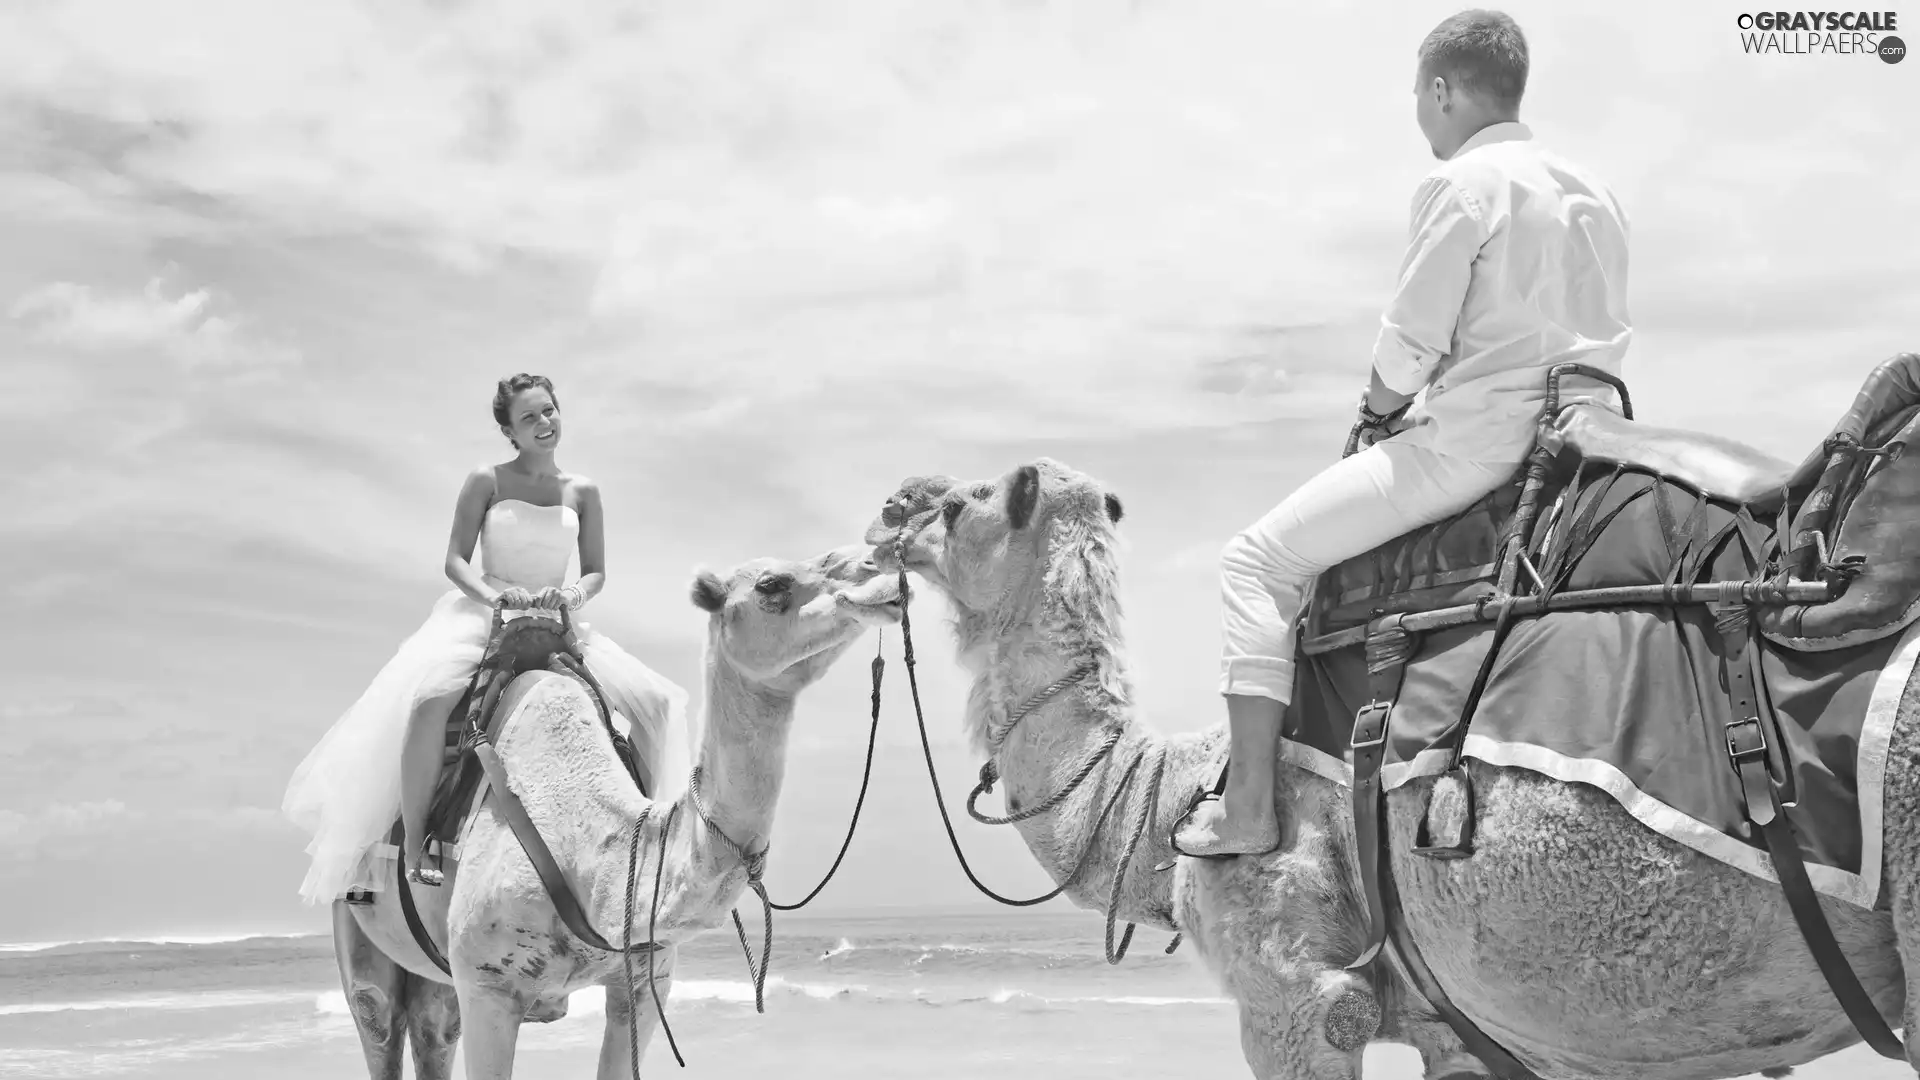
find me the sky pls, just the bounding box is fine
[0,0,1916,949]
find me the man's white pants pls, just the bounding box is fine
[1218,439,1523,703]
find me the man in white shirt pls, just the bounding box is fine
[1173,8,1632,857]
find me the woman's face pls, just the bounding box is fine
[502,386,561,452]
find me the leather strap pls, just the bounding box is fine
[391,615,663,974]
[1346,615,1411,970]
[1717,610,1903,1059]
[468,668,509,747]
[473,741,663,959]
[1374,817,1542,1080]
[551,651,651,796]
[392,820,452,976]
[1439,601,1519,774]
[1343,615,1542,1080]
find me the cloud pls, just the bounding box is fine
[1,0,1912,446]
[8,271,300,368]
[0,697,127,722]
[0,800,129,855]
[0,0,1917,944]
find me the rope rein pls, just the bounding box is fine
[621,800,683,1072]
[768,634,888,911]
[893,564,1178,963]
[688,765,775,1013]
[602,557,1171,1077]
[606,763,777,1077]
[986,663,1098,750]
[608,626,891,1072]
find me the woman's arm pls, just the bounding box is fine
[564,479,608,610]
[444,467,505,607]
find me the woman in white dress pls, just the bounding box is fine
[283,373,691,902]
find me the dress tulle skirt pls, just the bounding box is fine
[281,591,692,905]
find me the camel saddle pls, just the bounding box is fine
[1310,350,1920,648]
[1282,353,1920,1078]
[349,605,655,976]
[422,608,649,846]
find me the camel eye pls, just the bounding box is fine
[942,499,963,527]
[754,573,793,595]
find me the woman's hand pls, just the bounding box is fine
[529,586,569,610]
[495,587,537,610]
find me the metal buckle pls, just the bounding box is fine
[1350,701,1391,750]
[1725,717,1767,765]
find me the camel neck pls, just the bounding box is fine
[688,655,796,856]
[968,632,1183,933]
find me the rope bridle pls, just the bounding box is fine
[607,535,1180,1078]
[889,540,1183,963]
[610,638,891,1074]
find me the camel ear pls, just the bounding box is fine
[690,569,728,613]
[1007,465,1041,531]
[1104,492,1124,524]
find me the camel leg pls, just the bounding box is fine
[1397,1017,1491,1080]
[453,979,527,1080]
[405,971,462,1080]
[596,946,677,1080]
[1238,1000,1362,1080]
[333,901,412,1080]
[1880,684,1920,1075]
[1231,967,1382,1080]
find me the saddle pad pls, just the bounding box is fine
[1280,608,1919,911]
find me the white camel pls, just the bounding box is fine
[866,451,1918,1080]
[328,544,902,1079]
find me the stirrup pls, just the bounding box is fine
[1165,791,1283,863]
[1165,792,1239,863]
[1411,764,1477,860]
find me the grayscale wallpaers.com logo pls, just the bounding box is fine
[1736,10,1906,61]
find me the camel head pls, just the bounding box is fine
[689,544,903,693]
[864,457,1126,637]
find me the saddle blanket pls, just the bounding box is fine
[1281,605,1920,912]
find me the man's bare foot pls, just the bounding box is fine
[1172,796,1280,858]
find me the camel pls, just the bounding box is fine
[327,544,903,1079]
[863,448,1920,1080]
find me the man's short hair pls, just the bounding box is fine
[1418,9,1529,109]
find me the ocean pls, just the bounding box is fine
[0,910,1906,1080]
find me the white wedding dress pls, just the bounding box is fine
[282,498,692,905]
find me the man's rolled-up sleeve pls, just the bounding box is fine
[1372,176,1485,395]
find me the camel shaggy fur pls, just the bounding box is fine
[329,544,902,1079]
[868,458,1916,1080]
